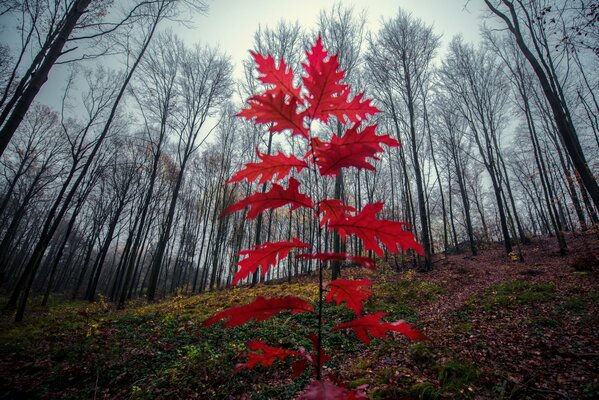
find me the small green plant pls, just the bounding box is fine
[409,343,436,369]
[408,381,439,400]
[474,281,556,309]
[369,385,407,400]
[438,359,478,392]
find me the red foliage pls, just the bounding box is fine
[332,312,425,345]
[221,177,313,219]
[227,149,308,185]
[310,124,399,176]
[202,296,313,328]
[317,199,356,227]
[329,202,424,256]
[302,37,378,124]
[251,51,302,99]
[327,279,372,315]
[237,91,309,139]
[204,35,425,397]
[233,238,311,285]
[235,340,302,371]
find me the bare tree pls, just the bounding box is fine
[482,0,599,210]
[367,9,440,270]
[439,37,516,255]
[145,43,232,302]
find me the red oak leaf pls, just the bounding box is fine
[222,177,313,220]
[227,149,308,185]
[252,52,302,100]
[327,279,372,315]
[237,91,309,139]
[233,238,311,285]
[202,296,313,328]
[295,252,375,270]
[345,256,376,270]
[292,332,332,377]
[329,202,423,256]
[307,332,331,365]
[235,340,301,370]
[332,312,425,345]
[310,124,399,176]
[317,199,356,227]
[302,37,348,122]
[321,91,380,124]
[300,380,366,400]
[387,320,428,341]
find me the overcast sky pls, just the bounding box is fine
[27,0,488,108]
[174,0,486,74]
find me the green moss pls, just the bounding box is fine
[347,377,371,389]
[409,343,436,369]
[472,281,556,309]
[369,385,407,400]
[561,295,586,312]
[456,321,473,334]
[377,280,446,305]
[407,381,440,400]
[531,316,560,328]
[438,359,478,391]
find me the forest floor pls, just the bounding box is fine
[1,232,598,399]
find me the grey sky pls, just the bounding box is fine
[175,0,485,75]
[24,1,487,108]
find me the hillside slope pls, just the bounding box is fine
[1,233,598,399]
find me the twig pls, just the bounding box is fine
[93,369,99,400]
[527,386,570,399]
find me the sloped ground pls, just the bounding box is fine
[339,233,599,399]
[0,233,598,399]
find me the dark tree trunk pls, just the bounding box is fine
[484,0,599,211]
[0,0,92,157]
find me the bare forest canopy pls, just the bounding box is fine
[0,0,597,326]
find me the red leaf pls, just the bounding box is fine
[347,256,376,270]
[222,177,313,220]
[332,312,424,345]
[291,332,333,378]
[329,202,423,256]
[233,238,311,285]
[387,320,428,341]
[307,332,331,365]
[317,199,356,227]
[327,279,372,315]
[202,296,313,328]
[296,252,376,270]
[227,149,308,185]
[252,52,302,100]
[301,37,379,124]
[235,340,301,370]
[237,91,309,139]
[300,380,366,400]
[321,91,380,124]
[310,124,399,176]
[302,37,348,122]
[292,358,309,378]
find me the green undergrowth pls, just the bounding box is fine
[365,343,480,400]
[0,274,439,399]
[459,279,597,324]
[467,280,556,310]
[367,277,445,324]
